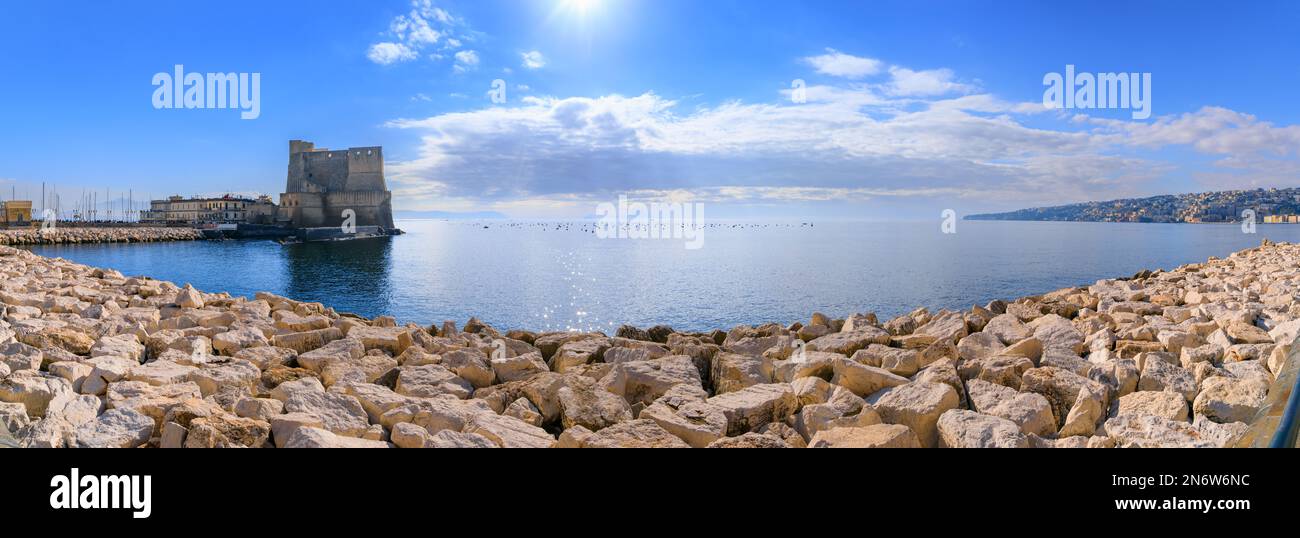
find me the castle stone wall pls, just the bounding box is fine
[279,140,395,231]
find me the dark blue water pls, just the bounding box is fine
[23,220,1299,332]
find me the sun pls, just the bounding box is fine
[564,0,602,17]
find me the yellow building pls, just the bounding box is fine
[1,201,33,225]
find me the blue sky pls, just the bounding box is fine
[1,0,1299,219]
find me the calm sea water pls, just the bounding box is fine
[23,220,1300,333]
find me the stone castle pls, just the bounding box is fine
[277,140,395,231]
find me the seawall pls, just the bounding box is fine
[0,227,204,245]
[0,240,1295,448]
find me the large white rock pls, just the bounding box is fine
[0,373,74,419]
[830,358,909,398]
[1115,390,1189,422]
[807,424,921,448]
[706,383,800,436]
[1193,376,1269,424]
[966,378,1055,436]
[74,408,154,448]
[936,409,1030,448]
[1137,358,1198,402]
[1101,414,1217,448]
[866,381,960,448]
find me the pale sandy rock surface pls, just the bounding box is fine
[1,239,1296,448]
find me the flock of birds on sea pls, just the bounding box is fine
[457,221,816,233]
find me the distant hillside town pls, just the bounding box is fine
[966,188,1300,223]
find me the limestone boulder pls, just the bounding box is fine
[849,345,919,377]
[957,332,1006,362]
[490,351,549,383]
[74,408,154,448]
[234,397,284,421]
[1137,357,1198,402]
[126,360,198,387]
[283,390,371,437]
[347,325,414,356]
[184,413,271,448]
[912,311,968,344]
[0,372,76,419]
[1225,321,1272,344]
[706,383,800,436]
[1030,314,1085,353]
[830,358,909,398]
[936,409,1030,448]
[559,419,689,448]
[0,342,43,373]
[640,388,728,448]
[805,326,891,355]
[319,354,398,388]
[983,314,1033,345]
[395,364,473,399]
[957,355,1034,389]
[807,424,921,448]
[233,346,297,370]
[966,379,1055,437]
[284,427,389,448]
[549,337,610,372]
[773,350,840,381]
[1058,386,1106,438]
[296,338,363,372]
[1101,414,1217,448]
[1115,390,1189,422]
[187,359,260,397]
[1019,366,1110,429]
[711,352,770,395]
[211,327,269,356]
[602,355,702,406]
[1193,376,1269,424]
[706,432,790,448]
[866,381,960,448]
[90,333,145,362]
[440,348,495,388]
[558,376,633,431]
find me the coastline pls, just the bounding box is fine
[0,227,203,246]
[1,240,1295,448]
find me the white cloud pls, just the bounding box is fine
[803,48,883,79]
[521,50,546,69]
[382,55,1300,216]
[453,50,479,73]
[367,42,417,65]
[885,66,973,96]
[367,1,467,66]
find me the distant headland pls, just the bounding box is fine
[967,187,1300,224]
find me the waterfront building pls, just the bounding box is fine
[141,194,277,225]
[0,200,33,226]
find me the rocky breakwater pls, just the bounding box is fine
[1,240,1297,448]
[0,227,203,246]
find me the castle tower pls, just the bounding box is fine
[278,140,395,231]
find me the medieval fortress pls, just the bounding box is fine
[278,140,396,232]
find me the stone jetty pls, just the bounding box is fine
[1,240,1296,448]
[0,227,203,246]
